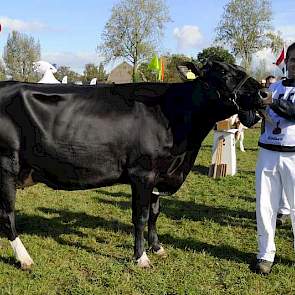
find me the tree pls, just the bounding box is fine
[0,59,6,80]
[97,62,107,81]
[251,59,269,82]
[137,54,192,82]
[99,0,170,82]
[82,63,107,83]
[137,62,155,82]
[215,0,283,71]
[3,30,40,82]
[164,54,192,82]
[267,31,284,55]
[83,63,99,83]
[55,66,81,83]
[195,46,235,66]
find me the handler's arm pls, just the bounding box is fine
[270,100,295,122]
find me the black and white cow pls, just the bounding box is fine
[0,61,266,270]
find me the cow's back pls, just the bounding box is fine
[1,82,172,190]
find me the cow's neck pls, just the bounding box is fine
[163,81,229,155]
[159,82,238,193]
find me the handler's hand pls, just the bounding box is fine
[261,92,273,105]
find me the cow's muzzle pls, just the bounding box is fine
[257,89,272,108]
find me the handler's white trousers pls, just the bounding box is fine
[256,148,295,262]
[278,192,290,215]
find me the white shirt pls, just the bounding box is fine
[259,80,295,147]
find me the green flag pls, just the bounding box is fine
[148,54,160,71]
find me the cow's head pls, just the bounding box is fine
[177,60,268,112]
[200,60,267,111]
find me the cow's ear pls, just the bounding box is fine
[176,62,202,81]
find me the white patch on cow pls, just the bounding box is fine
[154,246,167,258]
[137,251,151,268]
[10,237,34,270]
[152,188,160,195]
[152,188,170,196]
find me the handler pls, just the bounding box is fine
[239,42,295,275]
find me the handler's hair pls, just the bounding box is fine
[265,75,275,82]
[286,42,295,61]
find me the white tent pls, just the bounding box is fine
[33,61,60,84]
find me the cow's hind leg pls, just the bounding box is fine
[0,155,33,270]
[131,180,153,268]
[148,192,166,258]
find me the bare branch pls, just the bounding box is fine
[215,0,278,71]
[98,0,171,81]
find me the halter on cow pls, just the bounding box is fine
[0,61,266,270]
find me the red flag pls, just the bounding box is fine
[0,24,1,32]
[275,48,285,65]
[157,57,165,81]
[161,58,164,81]
[275,48,285,73]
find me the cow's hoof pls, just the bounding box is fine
[20,259,34,271]
[154,246,167,258]
[137,252,152,268]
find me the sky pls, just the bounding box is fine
[0,0,294,74]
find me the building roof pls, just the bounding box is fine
[107,62,133,84]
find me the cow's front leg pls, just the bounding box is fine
[148,192,166,258]
[131,181,152,268]
[10,236,34,270]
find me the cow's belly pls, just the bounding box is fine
[25,139,127,190]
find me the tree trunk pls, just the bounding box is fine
[133,46,138,82]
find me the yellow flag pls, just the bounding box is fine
[186,70,196,80]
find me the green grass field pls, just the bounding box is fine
[1,126,295,294]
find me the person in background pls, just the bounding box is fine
[265,75,276,88]
[239,42,295,275]
[265,75,290,226]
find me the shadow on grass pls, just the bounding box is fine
[16,207,133,239]
[94,190,131,199]
[244,147,259,152]
[12,207,257,267]
[159,233,254,264]
[238,170,255,175]
[191,164,209,175]
[237,195,255,203]
[200,145,213,150]
[0,256,20,269]
[95,189,256,228]
[5,206,292,270]
[14,208,133,258]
